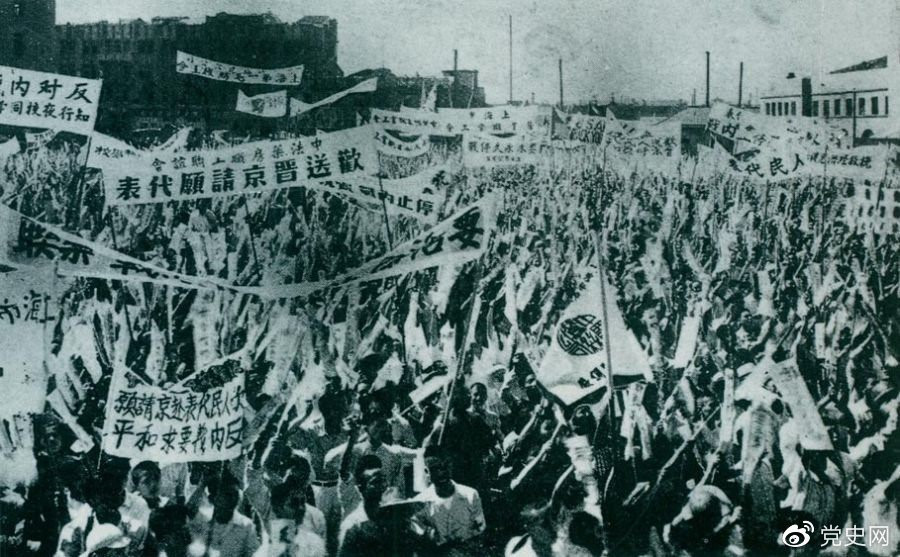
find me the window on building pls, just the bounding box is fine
[846,98,853,115]
[13,33,24,58]
[858,97,865,115]
[871,96,879,115]
[885,96,889,115]
[834,99,840,116]
[812,100,819,116]
[823,100,830,117]
[791,102,796,115]
[777,103,782,116]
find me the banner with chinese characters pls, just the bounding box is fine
[0,65,101,134]
[87,128,192,168]
[0,205,221,291]
[554,109,606,144]
[374,128,430,157]
[289,78,378,115]
[462,133,593,169]
[369,105,550,136]
[255,194,496,298]
[0,267,57,421]
[102,356,246,462]
[706,103,888,182]
[98,127,376,205]
[601,119,681,159]
[236,90,288,118]
[176,51,303,85]
[311,166,450,225]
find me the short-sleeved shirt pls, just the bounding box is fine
[188,511,260,557]
[419,482,485,545]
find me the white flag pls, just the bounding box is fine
[154,127,192,152]
[537,270,652,405]
[0,136,19,160]
[290,78,378,115]
[236,90,288,117]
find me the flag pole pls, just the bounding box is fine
[377,167,396,249]
[438,259,486,445]
[592,227,617,439]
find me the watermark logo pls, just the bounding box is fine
[780,523,891,549]
[781,521,814,548]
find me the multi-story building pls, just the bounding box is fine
[0,5,488,135]
[761,56,898,142]
[52,13,343,132]
[0,0,57,72]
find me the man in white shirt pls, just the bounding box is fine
[253,483,326,557]
[419,446,486,551]
[188,482,259,557]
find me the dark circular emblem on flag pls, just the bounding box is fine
[557,314,605,356]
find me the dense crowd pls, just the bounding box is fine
[0,127,897,556]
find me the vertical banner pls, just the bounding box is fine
[0,268,57,421]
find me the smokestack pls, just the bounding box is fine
[705,51,710,107]
[738,62,744,107]
[558,58,564,108]
[508,15,513,103]
[801,77,812,116]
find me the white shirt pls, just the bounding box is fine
[253,519,326,557]
[419,482,485,545]
[189,511,260,557]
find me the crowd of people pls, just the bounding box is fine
[0,123,897,557]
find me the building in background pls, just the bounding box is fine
[0,4,487,136]
[0,0,57,72]
[761,56,899,143]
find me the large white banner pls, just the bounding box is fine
[601,119,681,158]
[0,205,220,291]
[707,103,888,182]
[236,90,288,118]
[102,356,246,462]
[0,65,101,134]
[369,105,551,136]
[98,127,377,205]
[176,51,303,85]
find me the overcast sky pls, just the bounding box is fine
[57,0,897,105]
